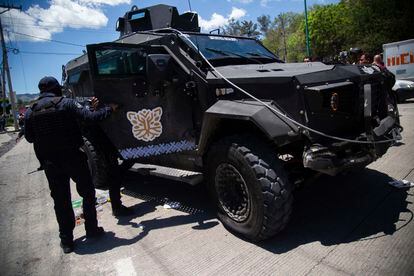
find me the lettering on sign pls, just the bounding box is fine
[387,52,414,67]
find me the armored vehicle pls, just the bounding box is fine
[64,4,402,241]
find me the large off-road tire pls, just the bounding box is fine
[82,137,112,189]
[206,135,293,241]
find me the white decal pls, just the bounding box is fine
[127,107,163,142]
[362,66,375,74]
[208,36,237,41]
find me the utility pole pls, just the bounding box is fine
[0,4,22,130]
[1,67,7,115]
[304,0,311,57]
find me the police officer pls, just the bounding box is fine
[24,76,117,254]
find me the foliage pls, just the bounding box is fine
[307,3,350,59]
[222,0,414,62]
[222,19,261,39]
[260,12,306,62]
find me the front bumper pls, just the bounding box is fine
[303,123,402,176]
[303,144,374,176]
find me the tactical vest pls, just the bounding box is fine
[30,97,83,157]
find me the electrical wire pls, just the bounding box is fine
[172,29,398,145]
[3,22,114,33]
[8,30,85,47]
[6,46,81,56]
[7,11,28,93]
[18,50,81,56]
[3,16,113,29]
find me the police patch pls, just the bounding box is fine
[126,107,163,142]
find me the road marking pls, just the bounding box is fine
[115,257,137,276]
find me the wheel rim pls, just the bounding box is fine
[215,163,251,223]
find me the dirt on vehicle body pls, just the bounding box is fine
[64,4,402,241]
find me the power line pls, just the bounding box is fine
[3,22,114,33]
[19,50,81,56]
[6,46,81,56]
[7,10,28,93]
[4,16,113,29]
[8,30,85,47]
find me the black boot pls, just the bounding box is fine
[60,241,74,254]
[112,204,134,217]
[86,226,105,239]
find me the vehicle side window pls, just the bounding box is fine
[95,47,147,76]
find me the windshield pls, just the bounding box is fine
[184,34,280,63]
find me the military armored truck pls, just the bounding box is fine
[64,4,402,241]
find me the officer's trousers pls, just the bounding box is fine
[43,150,98,244]
[108,162,122,209]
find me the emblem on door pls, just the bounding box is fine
[127,107,163,142]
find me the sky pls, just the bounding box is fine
[1,0,339,94]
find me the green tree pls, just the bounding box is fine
[223,19,260,38]
[257,15,271,35]
[222,18,241,36]
[261,12,306,62]
[239,20,261,38]
[344,0,414,54]
[307,3,350,59]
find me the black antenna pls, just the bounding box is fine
[187,0,192,11]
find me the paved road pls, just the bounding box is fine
[1,102,414,275]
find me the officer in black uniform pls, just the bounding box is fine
[24,76,117,254]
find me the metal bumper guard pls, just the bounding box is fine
[303,144,374,176]
[303,81,403,176]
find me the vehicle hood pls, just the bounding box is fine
[206,62,334,84]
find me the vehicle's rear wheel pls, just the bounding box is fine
[82,136,113,189]
[206,135,293,241]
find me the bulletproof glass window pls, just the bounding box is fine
[185,34,279,61]
[95,47,147,76]
[67,72,81,84]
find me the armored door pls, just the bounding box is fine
[87,43,196,160]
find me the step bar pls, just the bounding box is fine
[129,163,203,185]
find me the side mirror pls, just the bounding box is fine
[146,54,172,95]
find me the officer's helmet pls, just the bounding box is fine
[38,76,62,95]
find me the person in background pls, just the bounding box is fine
[373,54,386,70]
[359,53,372,65]
[0,114,5,132]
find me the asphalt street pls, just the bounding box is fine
[1,102,414,275]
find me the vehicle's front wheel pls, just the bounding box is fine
[206,135,293,241]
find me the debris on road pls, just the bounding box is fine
[388,179,414,189]
[72,191,110,226]
[72,199,84,226]
[163,198,182,210]
[96,190,110,204]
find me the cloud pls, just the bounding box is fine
[260,0,282,7]
[79,0,131,5]
[260,0,270,7]
[227,0,253,4]
[2,0,131,42]
[199,7,247,31]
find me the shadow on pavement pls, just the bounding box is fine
[259,168,412,254]
[73,173,218,255]
[75,168,411,254]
